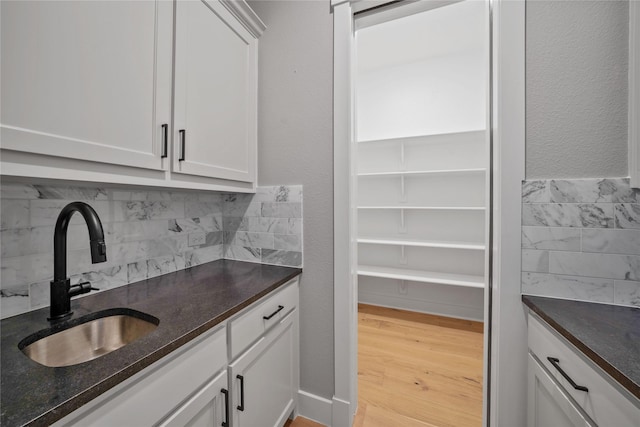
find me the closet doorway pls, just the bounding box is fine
[353,1,490,425]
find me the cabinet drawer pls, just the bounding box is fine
[528,315,640,426]
[54,326,227,427]
[528,353,595,427]
[230,279,298,358]
[230,311,297,427]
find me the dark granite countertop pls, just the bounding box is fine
[522,295,640,401]
[1,259,302,427]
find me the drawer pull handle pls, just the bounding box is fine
[221,388,229,426]
[263,305,284,320]
[236,374,245,411]
[547,357,589,392]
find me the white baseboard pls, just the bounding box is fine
[297,390,333,426]
[359,291,483,321]
[331,396,354,427]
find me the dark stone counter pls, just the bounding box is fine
[522,295,640,400]
[1,259,302,427]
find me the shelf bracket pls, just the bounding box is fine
[398,279,408,295]
[399,208,407,234]
[400,141,406,171]
[400,174,407,203]
[400,244,408,265]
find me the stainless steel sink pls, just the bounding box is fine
[19,308,159,367]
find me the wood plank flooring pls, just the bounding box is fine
[355,304,484,427]
[284,417,325,427]
[287,304,484,427]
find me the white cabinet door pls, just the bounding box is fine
[528,354,595,427]
[160,369,230,427]
[230,312,296,427]
[0,0,172,171]
[173,0,257,184]
[52,327,227,427]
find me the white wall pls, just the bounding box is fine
[356,0,487,141]
[247,0,335,401]
[526,0,629,179]
[357,52,486,141]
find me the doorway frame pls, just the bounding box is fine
[331,0,526,426]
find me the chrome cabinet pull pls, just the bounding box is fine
[547,357,589,392]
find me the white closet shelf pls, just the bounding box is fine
[358,168,486,177]
[357,238,485,250]
[357,265,485,288]
[357,129,486,145]
[357,206,485,211]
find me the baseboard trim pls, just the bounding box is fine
[358,291,484,321]
[331,396,353,427]
[297,390,333,426]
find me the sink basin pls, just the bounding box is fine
[19,308,159,367]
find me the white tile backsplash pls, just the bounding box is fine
[522,203,615,228]
[222,185,303,268]
[613,203,640,229]
[0,182,303,319]
[522,180,550,203]
[522,249,549,273]
[582,228,640,255]
[521,227,581,251]
[613,280,640,306]
[522,272,614,303]
[549,251,640,281]
[522,178,640,307]
[1,200,29,230]
[549,179,639,203]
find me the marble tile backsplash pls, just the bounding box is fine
[0,183,303,319]
[521,178,640,307]
[222,186,303,267]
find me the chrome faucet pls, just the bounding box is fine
[49,202,107,321]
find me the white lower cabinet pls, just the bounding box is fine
[230,311,297,427]
[527,314,640,427]
[528,353,595,427]
[160,369,230,427]
[52,278,299,427]
[53,326,228,426]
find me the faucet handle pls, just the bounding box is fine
[78,282,100,291]
[69,282,99,297]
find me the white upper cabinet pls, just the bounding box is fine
[0,0,172,172]
[0,0,264,192]
[173,0,257,183]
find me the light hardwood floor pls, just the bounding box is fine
[284,417,325,427]
[287,304,484,427]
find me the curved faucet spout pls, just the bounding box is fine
[50,202,107,321]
